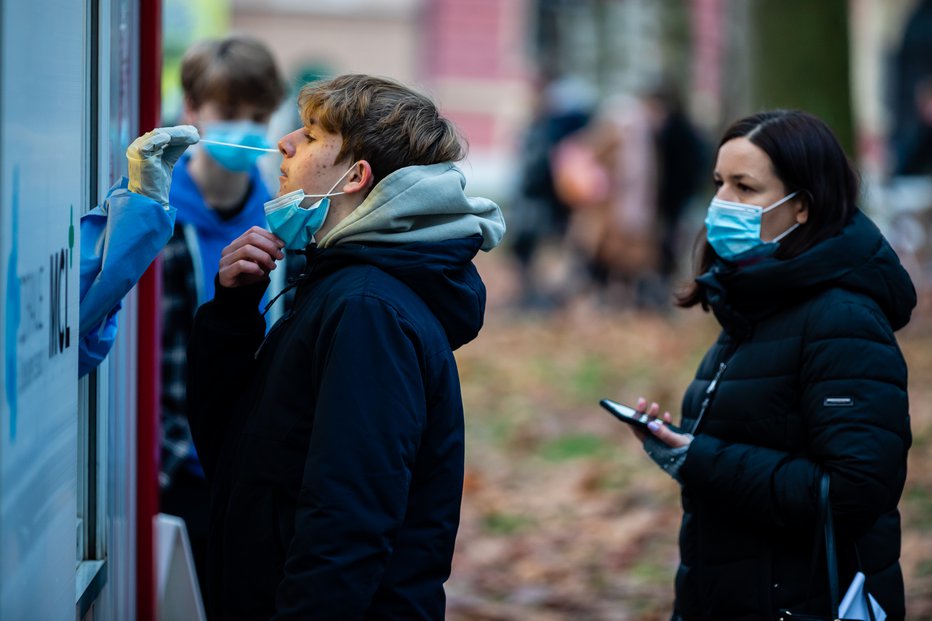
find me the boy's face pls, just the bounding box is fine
[276,116,349,198]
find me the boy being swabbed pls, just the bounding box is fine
[187,74,505,620]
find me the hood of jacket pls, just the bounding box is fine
[697,209,916,335]
[317,162,506,252]
[304,234,487,350]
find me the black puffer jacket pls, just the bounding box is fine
[188,236,486,620]
[674,210,915,621]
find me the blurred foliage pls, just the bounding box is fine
[538,433,610,461]
[161,0,230,124]
[481,512,536,536]
[749,0,855,155]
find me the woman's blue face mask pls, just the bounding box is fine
[705,192,800,261]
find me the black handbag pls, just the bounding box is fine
[777,473,878,621]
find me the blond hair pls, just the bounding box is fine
[298,74,465,184]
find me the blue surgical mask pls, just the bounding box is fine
[264,165,356,250]
[705,192,800,261]
[202,121,271,172]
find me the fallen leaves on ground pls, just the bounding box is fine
[446,252,932,620]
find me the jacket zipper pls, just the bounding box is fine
[253,269,311,360]
[690,361,727,434]
[690,331,744,435]
[254,309,294,360]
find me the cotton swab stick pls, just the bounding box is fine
[200,139,279,153]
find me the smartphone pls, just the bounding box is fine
[599,398,683,434]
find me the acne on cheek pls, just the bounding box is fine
[322,143,341,163]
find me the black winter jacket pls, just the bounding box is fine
[187,235,486,620]
[674,211,914,621]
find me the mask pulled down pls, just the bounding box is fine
[264,165,356,250]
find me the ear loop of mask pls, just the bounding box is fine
[263,163,359,214]
[258,163,361,323]
[763,191,801,243]
[298,163,359,207]
[760,191,798,214]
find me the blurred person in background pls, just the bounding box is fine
[552,93,659,308]
[187,74,505,620]
[625,110,912,620]
[509,73,594,309]
[890,0,932,176]
[894,75,932,176]
[158,34,286,597]
[644,82,708,297]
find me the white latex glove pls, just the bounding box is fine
[126,125,200,208]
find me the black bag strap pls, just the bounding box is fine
[820,473,840,619]
[802,472,840,618]
[853,547,878,621]
[800,472,879,621]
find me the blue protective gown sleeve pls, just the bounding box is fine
[78,178,176,377]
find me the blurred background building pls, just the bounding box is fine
[158,0,926,186]
[159,0,932,303]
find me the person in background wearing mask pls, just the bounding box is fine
[187,74,505,620]
[624,110,911,620]
[158,34,286,597]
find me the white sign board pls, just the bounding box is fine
[1,0,85,618]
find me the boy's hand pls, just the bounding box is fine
[218,226,285,289]
[126,125,200,207]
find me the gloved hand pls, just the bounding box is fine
[643,432,694,484]
[126,125,200,208]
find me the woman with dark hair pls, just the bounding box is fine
[629,109,914,620]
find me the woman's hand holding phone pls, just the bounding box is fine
[633,397,692,448]
[601,396,694,483]
[599,397,692,448]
